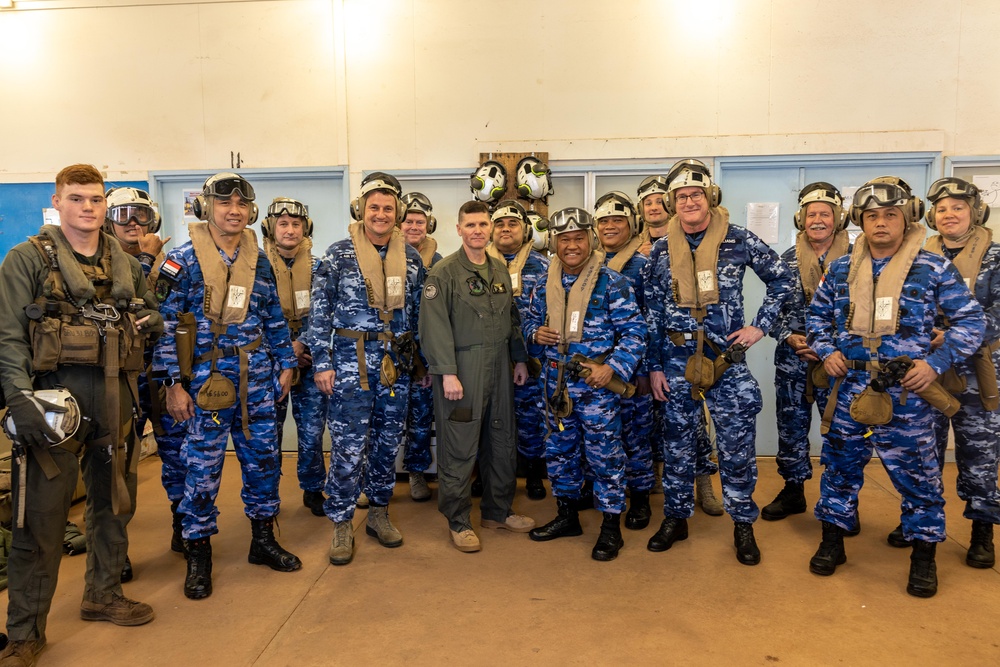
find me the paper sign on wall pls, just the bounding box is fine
[746,202,779,244]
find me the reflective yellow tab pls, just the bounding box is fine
[863,428,873,439]
[211,411,221,425]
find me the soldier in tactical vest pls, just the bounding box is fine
[882,177,1000,567]
[104,186,187,577]
[301,172,425,565]
[523,208,647,561]
[486,199,551,500]
[154,172,302,601]
[398,192,441,502]
[262,197,330,517]
[763,183,853,526]
[419,200,535,553]
[643,158,793,566]
[806,177,985,597]
[637,175,723,515]
[0,164,163,667]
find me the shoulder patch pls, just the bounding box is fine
[424,283,439,300]
[158,258,183,282]
[155,278,172,302]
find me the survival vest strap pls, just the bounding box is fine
[194,326,262,440]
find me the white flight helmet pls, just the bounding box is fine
[526,211,550,252]
[105,186,161,234]
[3,388,81,447]
[593,191,640,237]
[516,156,554,201]
[470,161,508,203]
[401,192,437,233]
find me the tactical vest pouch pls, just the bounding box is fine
[810,362,830,390]
[380,353,398,388]
[849,387,893,426]
[29,317,63,372]
[59,323,101,366]
[196,371,237,411]
[684,353,715,390]
[938,368,967,396]
[974,347,1000,411]
[175,312,197,382]
[527,356,543,379]
[120,314,147,373]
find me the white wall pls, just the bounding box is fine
[1,0,998,186]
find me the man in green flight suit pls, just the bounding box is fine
[418,200,535,553]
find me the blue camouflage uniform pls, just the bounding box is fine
[300,238,424,523]
[272,253,330,493]
[604,249,655,492]
[153,241,298,539]
[930,243,1000,525]
[769,243,846,484]
[807,248,985,542]
[403,249,442,474]
[523,267,647,513]
[507,249,550,461]
[643,224,793,523]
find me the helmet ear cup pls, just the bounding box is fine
[426,215,437,234]
[248,202,259,226]
[193,195,209,221]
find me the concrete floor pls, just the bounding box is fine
[4,455,999,666]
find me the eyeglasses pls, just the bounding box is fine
[107,205,156,227]
[675,191,705,204]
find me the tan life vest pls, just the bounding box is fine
[415,236,439,269]
[188,223,258,326]
[796,229,850,303]
[265,236,313,338]
[487,242,533,297]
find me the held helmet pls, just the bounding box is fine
[401,192,437,233]
[3,388,81,447]
[491,199,531,242]
[547,207,600,253]
[594,191,640,237]
[849,176,924,227]
[665,158,721,214]
[192,172,259,224]
[104,186,161,234]
[516,156,554,201]
[924,177,990,229]
[526,210,550,252]
[263,197,312,239]
[794,182,846,231]
[470,161,508,203]
[350,171,404,223]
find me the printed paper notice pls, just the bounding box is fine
[183,189,201,222]
[42,208,60,226]
[746,202,779,244]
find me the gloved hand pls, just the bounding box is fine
[6,390,67,448]
[135,309,164,338]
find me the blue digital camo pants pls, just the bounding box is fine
[545,380,627,514]
[402,378,434,473]
[816,375,946,542]
[660,361,762,523]
[276,364,329,493]
[932,368,1000,524]
[323,358,410,523]
[773,344,831,484]
[621,391,654,491]
[179,356,283,539]
[514,370,547,460]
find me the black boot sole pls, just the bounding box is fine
[966,554,995,569]
[529,525,583,542]
[809,552,846,576]
[761,505,806,521]
[184,584,212,600]
[647,527,688,552]
[248,553,303,572]
[906,583,937,598]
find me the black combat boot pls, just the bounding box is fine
[809,521,847,576]
[967,520,995,569]
[248,518,303,572]
[525,458,547,500]
[887,523,909,547]
[121,555,133,583]
[302,490,326,517]
[624,490,651,530]
[575,480,595,511]
[646,517,689,552]
[592,512,625,561]
[170,500,186,555]
[761,481,807,521]
[845,511,862,537]
[184,537,213,600]
[907,541,938,598]
[734,522,761,566]
[529,497,584,541]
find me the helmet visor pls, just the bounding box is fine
[637,175,669,200]
[549,208,596,235]
[208,177,255,201]
[404,193,433,215]
[268,200,308,218]
[927,178,977,204]
[107,204,156,227]
[853,182,909,211]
